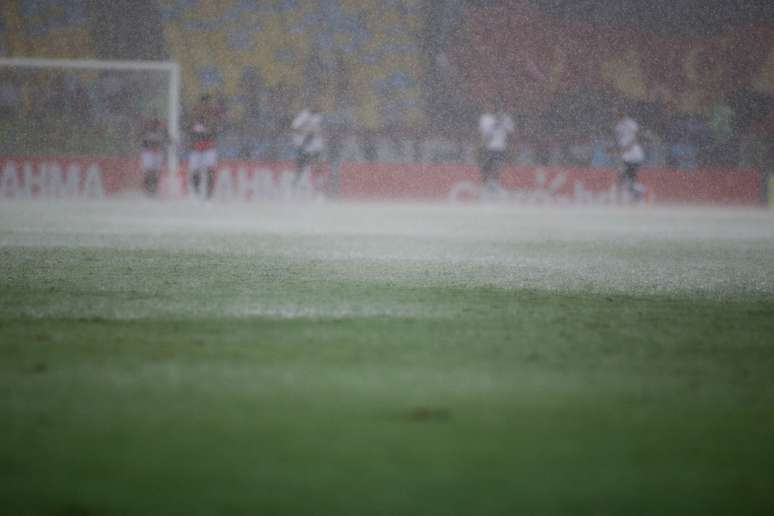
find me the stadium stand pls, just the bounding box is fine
[158,0,424,158]
[0,1,772,169]
[0,0,95,58]
[444,2,774,169]
[0,0,104,156]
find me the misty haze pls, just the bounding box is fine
[1,1,773,515]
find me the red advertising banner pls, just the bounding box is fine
[0,155,764,205]
[338,163,762,205]
[0,156,132,198]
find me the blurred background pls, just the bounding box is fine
[0,0,773,171]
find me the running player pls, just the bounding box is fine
[290,102,324,189]
[614,109,646,202]
[478,100,514,197]
[188,94,222,199]
[137,114,170,196]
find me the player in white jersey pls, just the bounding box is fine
[478,101,514,195]
[614,110,646,201]
[137,114,170,196]
[291,103,324,187]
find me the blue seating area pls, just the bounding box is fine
[1,0,94,58]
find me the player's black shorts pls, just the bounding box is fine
[479,149,507,182]
[621,161,641,182]
[296,150,320,172]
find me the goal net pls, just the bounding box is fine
[0,58,180,198]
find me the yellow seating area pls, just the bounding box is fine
[1,1,426,130]
[159,0,425,129]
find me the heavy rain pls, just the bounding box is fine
[1,2,773,515]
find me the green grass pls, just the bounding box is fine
[1,202,774,515]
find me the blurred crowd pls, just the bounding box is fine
[1,0,773,172]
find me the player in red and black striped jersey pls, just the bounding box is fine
[188,94,223,199]
[137,115,170,196]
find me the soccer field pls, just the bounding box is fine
[1,200,773,516]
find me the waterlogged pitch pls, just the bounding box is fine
[1,200,774,516]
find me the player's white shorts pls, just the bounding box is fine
[188,149,217,172]
[140,150,164,172]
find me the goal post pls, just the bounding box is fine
[0,57,181,196]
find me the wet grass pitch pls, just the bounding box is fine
[1,200,773,515]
